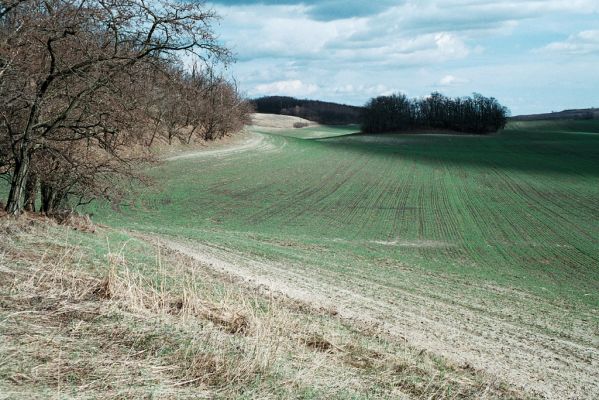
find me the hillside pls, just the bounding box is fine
[2,118,598,399]
[249,113,319,129]
[251,96,363,125]
[3,1,599,399]
[512,107,599,121]
[79,119,599,400]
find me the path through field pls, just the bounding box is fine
[91,116,599,399]
[151,236,597,400]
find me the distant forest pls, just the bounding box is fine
[251,96,363,125]
[511,108,599,121]
[362,92,509,134]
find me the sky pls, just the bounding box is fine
[208,0,599,115]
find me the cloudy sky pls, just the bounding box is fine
[208,0,599,115]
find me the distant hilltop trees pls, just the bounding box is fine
[362,92,510,134]
[252,96,363,125]
[511,108,599,121]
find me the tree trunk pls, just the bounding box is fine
[24,172,38,212]
[148,120,160,147]
[186,126,198,144]
[40,182,56,215]
[5,154,30,215]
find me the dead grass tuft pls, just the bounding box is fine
[54,212,96,233]
[0,210,96,234]
[202,306,250,334]
[342,343,383,369]
[302,334,338,353]
[0,230,267,397]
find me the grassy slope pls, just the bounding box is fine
[0,218,518,399]
[3,119,598,398]
[82,120,599,399]
[88,121,599,312]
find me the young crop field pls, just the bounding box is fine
[80,118,599,398]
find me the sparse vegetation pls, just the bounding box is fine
[1,115,598,399]
[75,118,599,399]
[0,217,522,399]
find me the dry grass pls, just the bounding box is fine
[250,113,318,130]
[0,217,526,399]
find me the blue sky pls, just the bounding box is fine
[209,0,599,115]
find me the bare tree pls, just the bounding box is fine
[138,63,252,147]
[0,0,231,215]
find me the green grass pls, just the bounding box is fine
[87,120,599,316]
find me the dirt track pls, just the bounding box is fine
[164,131,274,161]
[145,235,598,400]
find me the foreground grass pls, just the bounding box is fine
[0,217,520,399]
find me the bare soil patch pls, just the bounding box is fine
[250,113,319,130]
[163,131,278,162]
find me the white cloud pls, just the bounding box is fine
[433,32,470,58]
[439,74,469,86]
[540,30,599,55]
[218,3,478,66]
[214,0,599,113]
[330,31,471,68]
[332,84,395,97]
[254,80,319,96]
[217,5,366,61]
[370,85,395,96]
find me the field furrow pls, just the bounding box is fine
[87,120,599,400]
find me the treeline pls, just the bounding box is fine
[252,96,363,125]
[362,92,509,134]
[0,0,251,216]
[511,108,599,121]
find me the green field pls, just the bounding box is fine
[90,120,599,306]
[82,119,599,397]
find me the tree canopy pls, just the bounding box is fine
[362,92,510,134]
